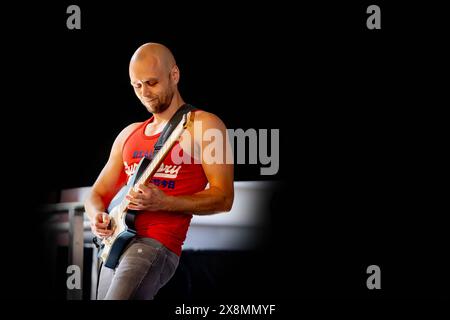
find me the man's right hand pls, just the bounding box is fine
[90,212,113,238]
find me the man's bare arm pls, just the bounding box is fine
[127,112,234,215]
[84,123,140,222]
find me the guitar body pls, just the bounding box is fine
[99,157,151,269]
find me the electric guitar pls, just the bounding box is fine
[98,111,194,268]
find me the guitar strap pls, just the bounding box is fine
[151,103,197,158]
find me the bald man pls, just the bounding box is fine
[84,43,234,300]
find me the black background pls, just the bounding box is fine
[1,0,448,313]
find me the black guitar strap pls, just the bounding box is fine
[152,103,196,157]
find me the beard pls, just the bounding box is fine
[142,89,174,114]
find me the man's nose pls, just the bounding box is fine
[141,83,152,97]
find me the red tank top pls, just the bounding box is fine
[120,112,208,255]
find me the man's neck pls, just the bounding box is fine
[153,95,185,124]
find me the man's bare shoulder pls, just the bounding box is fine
[194,110,226,129]
[115,122,143,145]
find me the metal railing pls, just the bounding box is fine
[41,202,92,300]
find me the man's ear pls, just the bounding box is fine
[170,65,180,84]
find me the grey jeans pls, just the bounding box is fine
[97,237,179,300]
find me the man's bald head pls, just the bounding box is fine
[129,43,181,114]
[130,42,176,74]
